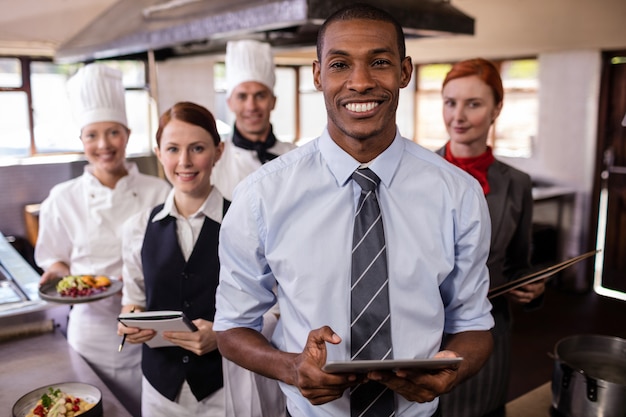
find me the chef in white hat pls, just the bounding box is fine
[211,39,296,201]
[213,40,294,417]
[35,63,170,417]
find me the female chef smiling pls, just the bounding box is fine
[35,63,171,417]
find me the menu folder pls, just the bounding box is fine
[488,249,600,299]
[117,310,198,348]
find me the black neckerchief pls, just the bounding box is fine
[231,125,278,164]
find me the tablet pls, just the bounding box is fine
[322,357,463,373]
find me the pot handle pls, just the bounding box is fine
[560,362,573,389]
[586,376,598,402]
[548,352,598,402]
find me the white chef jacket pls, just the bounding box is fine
[211,136,296,201]
[35,162,170,388]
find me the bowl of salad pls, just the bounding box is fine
[12,382,102,417]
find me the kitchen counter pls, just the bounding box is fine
[0,324,131,416]
[0,232,130,416]
[506,381,556,417]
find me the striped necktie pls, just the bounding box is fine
[350,168,395,417]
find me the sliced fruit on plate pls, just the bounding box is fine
[94,276,111,288]
[55,275,111,297]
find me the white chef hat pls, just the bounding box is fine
[226,40,276,98]
[66,63,128,130]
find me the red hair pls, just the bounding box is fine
[442,58,503,105]
[156,101,221,147]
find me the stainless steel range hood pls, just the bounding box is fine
[55,0,474,63]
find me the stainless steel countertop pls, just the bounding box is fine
[0,325,132,416]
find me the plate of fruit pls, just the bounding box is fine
[12,382,102,417]
[38,274,121,304]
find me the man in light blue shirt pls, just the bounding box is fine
[214,4,494,417]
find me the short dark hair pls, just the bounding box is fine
[156,101,221,147]
[316,3,406,62]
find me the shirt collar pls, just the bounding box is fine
[152,186,225,223]
[318,127,405,189]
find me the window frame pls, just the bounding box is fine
[0,55,150,158]
[0,56,35,155]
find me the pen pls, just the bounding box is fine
[118,306,135,352]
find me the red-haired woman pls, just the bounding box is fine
[118,102,227,416]
[437,58,545,417]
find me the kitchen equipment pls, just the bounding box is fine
[551,334,626,417]
[0,318,54,342]
[0,232,46,317]
[55,0,476,62]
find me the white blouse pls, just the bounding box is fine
[121,187,225,308]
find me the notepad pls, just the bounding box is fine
[117,310,198,348]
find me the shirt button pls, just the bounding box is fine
[181,272,188,279]
[182,356,189,363]
[183,301,191,308]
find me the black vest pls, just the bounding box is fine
[141,201,228,401]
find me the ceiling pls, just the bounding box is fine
[0,0,624,64]
[0,0,117,56]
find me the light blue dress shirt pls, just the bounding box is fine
[214,128,494,417]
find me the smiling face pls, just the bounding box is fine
[156,118,223,201]
[442,75,503,155]
[313,19,412,161]
[80,121,129,182]
[227,81,276,142]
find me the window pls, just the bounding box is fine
[273,67,296,142]
[298,65,325,145]
[414,58,538,157]
[0,57,30,157]
[0,57,153,162]
[496,59,538,157]
[415,63,451,150]
[31,61,82,153]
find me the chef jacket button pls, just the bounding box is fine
[182,355,189,363]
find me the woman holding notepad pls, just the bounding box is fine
[118,101,227,416]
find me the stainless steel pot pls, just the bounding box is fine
[551,334,626,417]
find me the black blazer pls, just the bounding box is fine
[436,147,533,290]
